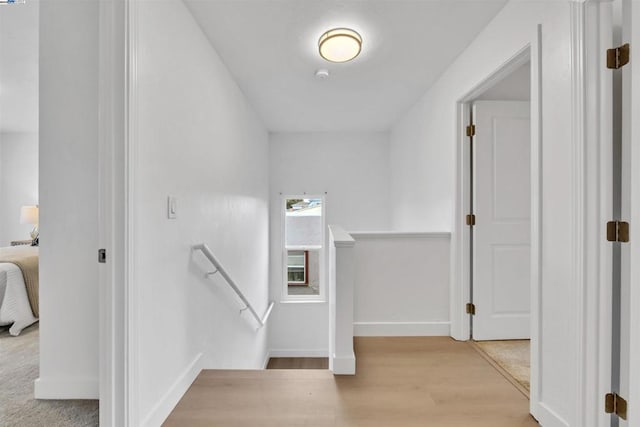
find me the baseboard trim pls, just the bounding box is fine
[331,352,356,375]
[353,321,450,336]
[533,402,570,427]
[34,377,99,399]
[141,352,203,427]
[262,350,272,369]
[268,349,328,358]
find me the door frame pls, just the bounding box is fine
[451,41,540,412]
[98,0,136,425]
[451,2,621,424]
[627,1,640,424]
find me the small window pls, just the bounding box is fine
[287,250,307,284]
[283,197,324,301]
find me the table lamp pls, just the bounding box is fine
[20,205,39,241]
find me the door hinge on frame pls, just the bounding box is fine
[98,249,107,264]
[607,221,629,243]
[466,303,476,315]
[466,214,476,226]
[466,124,476,137]
[607,43,630,69]
[605,393,627,420]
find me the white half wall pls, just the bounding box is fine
[389,1,577,425]
[0,132,39,246]
[268,132,390,355]
[350,232,450,337]
[135,1,269,424]
[37,0,100,399]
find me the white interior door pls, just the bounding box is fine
[473,101,531,341]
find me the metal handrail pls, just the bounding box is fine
[193,243,274,328]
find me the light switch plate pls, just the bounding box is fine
[168,196,177,219]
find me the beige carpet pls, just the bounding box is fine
[0,323,99,426]
[475,340,530,393]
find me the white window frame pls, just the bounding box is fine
[281,195,326,302]
[287,250,308,284]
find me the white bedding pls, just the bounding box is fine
[0,261,38,336]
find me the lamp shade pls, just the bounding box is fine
[20,205,39,225]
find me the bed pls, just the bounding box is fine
[0,246,38,336]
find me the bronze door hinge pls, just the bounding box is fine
[466,124,476,137]
[607,43,630,69]
[466,303,476,315]
[466,214,476,226]
[605,393,627,420]
[607,221,629,243]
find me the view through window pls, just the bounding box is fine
[284,197,323,297]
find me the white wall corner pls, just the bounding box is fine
[141,353,204,427]
[34,377,99,400]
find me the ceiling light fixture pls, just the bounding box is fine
[318,28,362,63]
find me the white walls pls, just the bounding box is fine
[350,232,450,337]
[269,132,390,354]
[0,0,39,247]
[389,104,453,231]
[0,132,39,246]
[135,1,269,424]
[0,0,39,134]
[389,2,578,425]
[37,0,100,399]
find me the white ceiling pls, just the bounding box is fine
[0,0,39,134]
[185,0,508,133]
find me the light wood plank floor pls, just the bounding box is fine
[267,357,329,369]
[164,337,539,427]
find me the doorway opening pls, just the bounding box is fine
[455,47,538,404]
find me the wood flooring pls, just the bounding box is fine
[164,337,539,427]
[267,357,329,369]
[472,340,531,397]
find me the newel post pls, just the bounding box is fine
[328,225,356,375]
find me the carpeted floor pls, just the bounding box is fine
[475,339,530,393]
[0,323,99,427]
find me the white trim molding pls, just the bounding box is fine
[569,2,617,427]
[98,0,131,425]
[535,403,571,427]
[268,349,329,358]
[34,377,99,400]
[354,321,450,337]
[569,3,589,425]
[140,353,203,427]
[125,0,140,425]
[349,231,451,239]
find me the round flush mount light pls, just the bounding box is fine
[318,28,362,63]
